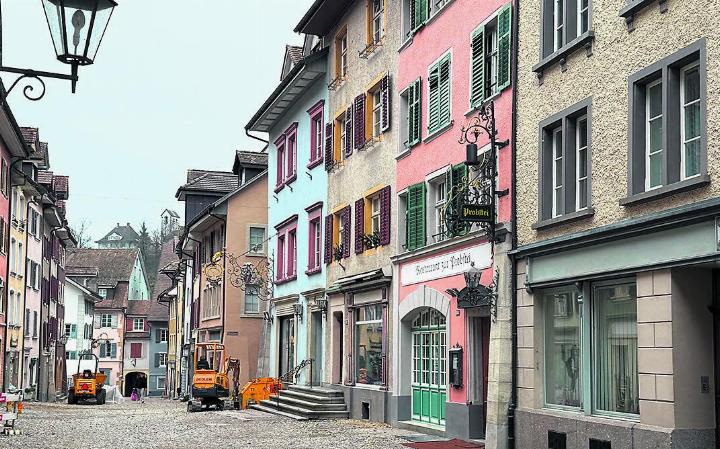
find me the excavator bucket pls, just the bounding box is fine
[240,377,283,409]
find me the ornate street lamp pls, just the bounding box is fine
[1,0,117,100]
[464,262,482,290]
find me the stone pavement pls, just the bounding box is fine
[0,398,420,449]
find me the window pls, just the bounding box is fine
[428,53,451,135]
[132,318,144,332]
[355,304,383,386]
[433,180,447,242]
[100,342,117,358]
[371,195,381,234]
[275,218,298,282]
[66,351,77,360]
[470,5,512,108]
[372,90,383,138]
[130,342,142,359]
[25,308,30,336]
[17,242,22,277]
[277,234,285,280]
[33,311,37,337]
[626,41,707,202]
[65,323,77,338]
[329,206,351,260]
[308,100,325,167]
[371,0,384,44]
[9,237,15,274]
[244,286,260,314]
[202,285,221,319]
[159,329,168,343]
[542,0,591,58]
[0,159,6,197]
[157,377,166,390]
[538,99,592,223]
[101,314,112,328]
[401,79,422,150]
[335,28,348,79]
[158,353,168,367]
[542,282,638,416]
[98,288,107,299]
[286,130,297,182]
[288,229,297,278]
[308,215,322,273]
[275,136,285,190]
[249,227,266,254]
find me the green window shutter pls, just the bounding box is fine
[406,183,427,250]
[470,25,486,108]
[409,78,422,147]
[414,0,428,31]
[497,4,512,91]
[428,64,440,133]
[438,56,451,127]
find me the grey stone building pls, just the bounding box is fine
[294,0,400,423]
[512,0,720,448]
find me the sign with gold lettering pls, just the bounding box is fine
[460,204,494,223]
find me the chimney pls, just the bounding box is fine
[126,222,130,227]
[116,223,120,227]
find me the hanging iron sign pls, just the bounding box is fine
[460,204,494,223]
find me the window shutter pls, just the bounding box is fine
[325,123,334,171]
[381,74,391,132]
[93,315,101,329]
[144,320,150,332]
[497,4,512,91]
[409,79,422,146]
[379,186,391,246]
[111,315,118,328]
[126,318,132,331]
[407,183,426,250]
[155,353,160,368]
[470,25,486,108]
[342,205,351,259]
[354,94,366,150]
[156,329,161,343]
[413,0,428,31]
[111,343,117,359]
[439,57,451,126]
[324,215,333,264]
[354,198,365,254]
[428,66,440,133]
[344,107,353,157]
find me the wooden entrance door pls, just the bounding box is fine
[279,316,295,379]
[411,308,447,425]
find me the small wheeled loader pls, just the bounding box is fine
[188,343,231,412]
[68,353,107,405]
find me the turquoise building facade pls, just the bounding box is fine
[246,36,329,385]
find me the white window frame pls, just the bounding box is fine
[159,352,167,367]
[552,127,563,218]
[132,318,144,332]
[372,0,384,43]
[313,219,322,269]
[101,314,112,328]
[338,213,346,249]
[160,329,168,343]
[575,115,588,211]
[249,226,266,254]
[314,115,323,160]
[578,0,589,35]
[434,180,446,241]
[485,20,499,98]
[645,78,663,191]
[157,377,166,390]
[340,34,348,78]
[371,195,381,234]
[339,116,347,160]
[553,0,564,52]
[680,62,701,181]
[372,90,383,138]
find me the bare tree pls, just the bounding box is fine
[69,220,93,248]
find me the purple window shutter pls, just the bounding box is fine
[344,106,353,157]
[324,215,333,264]
[342,205,351,258]
[324,123,334,171]
[379,186,391,245]
[354,94,366,150]
[381,74,391,132]
[354,198,365,254]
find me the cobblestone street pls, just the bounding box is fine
[0,399,420,449]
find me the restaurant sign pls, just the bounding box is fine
[401,244,492,286]
[460,204,494,223]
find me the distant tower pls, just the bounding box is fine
[160,209,180,239]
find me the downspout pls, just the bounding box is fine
[508,0,521,446]
[245,129,269,148]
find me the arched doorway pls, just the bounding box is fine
[410,307,447,425]
[124,372,147,397]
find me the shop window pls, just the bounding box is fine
[355,304,383,386]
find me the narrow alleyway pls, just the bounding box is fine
[0,399,419,449]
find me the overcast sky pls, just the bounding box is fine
[2,0,313,243]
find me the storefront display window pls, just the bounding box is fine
[355,304,383,385]
[543,288,582,408]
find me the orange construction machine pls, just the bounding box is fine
[68,353,106,405]
[188,343,230,412]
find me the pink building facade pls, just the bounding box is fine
[393,0,514,444]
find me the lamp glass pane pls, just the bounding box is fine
[42,0,64,57]
[87,5,114,61]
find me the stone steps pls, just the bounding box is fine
[250,385,348,420]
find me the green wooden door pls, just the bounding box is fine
[411,308,447,425]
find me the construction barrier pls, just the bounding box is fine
[0,391,24,436]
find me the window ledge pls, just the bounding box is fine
[619,175,710,206]
[532,208,595,231]
[424,121,454,144]
[619,0,666,19]
[274,184,285,194]
[533,31,595,75]
[246,252,266,258]
[305,267,321,276]
[395,148,413,161]
[275,275,297,286]
[465,90,504,117]
[285,173,297,185]
[398,36,414,53]
[307,158,324,170]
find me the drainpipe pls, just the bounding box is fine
[245,129,269,148]
[508,0,521,446]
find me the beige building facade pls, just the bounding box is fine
[295,0,400,422]
[513,0,720,447]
